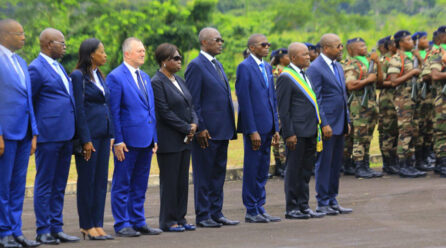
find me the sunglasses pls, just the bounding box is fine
[170,55,182,61]
[259,42,271,48]
[210,38,225,43]
[328,43,343,49]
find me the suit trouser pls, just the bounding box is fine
[192,140,228,223]
[242,133,272,216]
[157,150,190,230]
[75,138,110,229]
[0,137,31,238]
[315,134,344,207]
[111,146,152,232]
[34,141,72,235]
[285,136,316,212]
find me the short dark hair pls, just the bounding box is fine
[75,38,104,80]
[154,43,179,67]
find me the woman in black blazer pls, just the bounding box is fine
[71,38,114,240]
[151,43,198,232]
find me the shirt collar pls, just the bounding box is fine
[289,63,303,74]
[40,52,57,66]
[320,53,335,67]
[200,50,215,62]
[0,44,13,57]
[250,53,264,66]
[123,61,138,74]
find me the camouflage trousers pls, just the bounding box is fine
[394,83,418,160]
[378,88,398,157]
[433,82,446,158]
[343,124,354,161]
[349,94,378,162]
[273,135,286,165]
[414,86,434,149]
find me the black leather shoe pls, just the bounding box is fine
[1,235,22,248]
[330,205,353,214]
[51,232,79,243]
[115,227,140,237]
[197,219,222,228]
[133,225,162,235]
[285,210,310,219]
[261,212,281,222]
[245,214,269,223]
[316,206,339,216]
[14,235,40,247]
[301,208,325,218]
[36,233,59,245]
[213,217,240,225]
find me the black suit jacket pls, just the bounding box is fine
[276,67,318,139]
[151,71,198,153]
[71,69,114,144]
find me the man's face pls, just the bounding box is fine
[354,42,368,56]
[323,37,343,60]
[292,47,311,69]
[250,36,270,59]
[1,22,25,51]
[48,32,66,59]
[125,41,146,67]
[203,30,223,56]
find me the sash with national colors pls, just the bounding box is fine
[281,66,323,152]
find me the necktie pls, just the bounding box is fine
[135,70,148,102]
[211,59,226,86]
[332,61,342,86]
[52,61,70,94]
[259,62,269,88]
[12,54,26,88]
[301,69,307,82]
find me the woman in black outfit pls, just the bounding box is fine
[151,43,198,232]
[71,38,114,240]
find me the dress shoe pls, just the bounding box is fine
[95,227,114,240]
[80,229,106,241]
[36,233,59,245]
[245,214,269,223]
[163,226,185,232]
[197,219,222,228]
[1,235,22,248]
[51,232,79,243]
[316,206,339,216]
[285,210,310,219]
[330,205,353,214]
[14,235,40,247]
[301,208,325,218]
[182,224,196,231]
[115,227,140,237]
[133,225,162,235]
[261,212,281,222]
[213,217,240,225]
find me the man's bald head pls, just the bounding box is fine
[0,19,25,52]
[39,28,66,59]
[198,27,219,44]
[320,33,340,48]
[288,42,307,58]
[198,27,223,56]
[247,34,266,48]
[288,42,310,69]
[320,33,343,60]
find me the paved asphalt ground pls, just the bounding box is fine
[21,173,446,248]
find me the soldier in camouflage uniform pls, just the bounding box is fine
[343,38,382,178]
[387,30,426,178]
[271,48,290,177]
[378,37,400,174]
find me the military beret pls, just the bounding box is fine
[378,36,391,45]
[412,31,427,41]
[304,42,316,50]
[270,48,287,58]
[346,37,365,45]
[316,42,321,49]
[393,30,411,40]
[438,26,446,34]
[433,31,438,38]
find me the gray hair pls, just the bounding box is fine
[122,37,142,54]
[198,27,218,44]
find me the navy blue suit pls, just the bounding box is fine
[0,48,38,238]
[29,54,76,235]
[306,55,349,207]
[185,53,236,223]
[235,55,279,216]
[107,63,157,232]
[71,69,113,230]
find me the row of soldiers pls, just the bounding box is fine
[271,26,446,179]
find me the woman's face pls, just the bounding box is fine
[91,43,107,67]
[163,50,182,73]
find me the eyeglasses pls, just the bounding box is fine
[258,42,271,48]
[210,38,225,43]
[328,43,343,49]
[170,55,182,61]
[51,40,66,46]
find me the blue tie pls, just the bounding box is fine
[259,62,269,88]
[12,54,26,88]
[52,61,70,94]
[135,70,148,102]
[332,61,342,86]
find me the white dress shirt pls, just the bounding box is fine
[0,44,25,83]
[123,61,144,90]
[320,52,336,75]
[92,69,105,95]
[289,62,312,90]
[40,52,70,94]
[170,79,183,94]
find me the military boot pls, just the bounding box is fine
[415,148,432,171]
[365,155,383,178]
[437,157,446,177]
[408,156,427,177]
[344,157,355,176]
[399,159,418,178]
[355,160,374,179]
[384,154,400,175]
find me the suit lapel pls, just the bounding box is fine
[318,57,342,93]
[2,54,27,94]
[199,54,228,92]
[248,56,267,89]
[122,65,148,107]
[38,55,71,96]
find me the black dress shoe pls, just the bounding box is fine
[245,214,269,223]
[115,227,140,237]
[285,210,310,219]
[14,235,40,247]
[133,225,162,235]
[197,219,222,228]
[261,212,281,222]
[36,233,59,245]
[213,217,240,225]
[301,208,325,218]
[316,206,339,216]
[51,232,79,243]
[330,205,353,214]
[1,235,22,248]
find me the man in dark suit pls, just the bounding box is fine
[0,19,40,248]
[107,37,162,237]
[235,34,281,223]
[185,27,239,228]
[29,28,80,244]
[276,42,326,220]
[306,34,353,215]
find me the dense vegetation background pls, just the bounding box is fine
[2,0,445,87]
